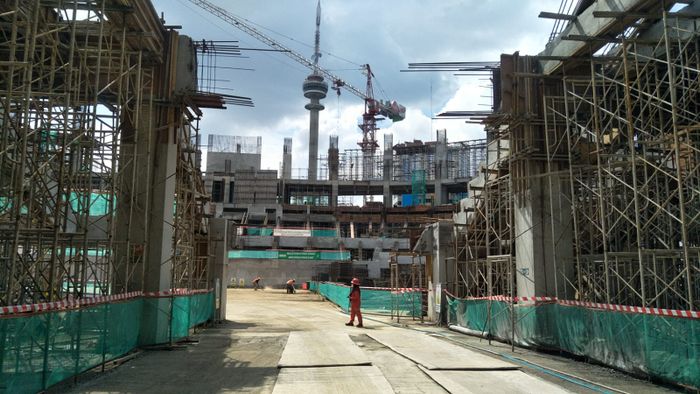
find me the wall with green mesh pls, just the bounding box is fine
[446,296,700,389]
[0,292,214,393]
[313,282,423,317]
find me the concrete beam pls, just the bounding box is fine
[539,0,656,75]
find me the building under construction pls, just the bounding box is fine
[203,132,485,287]
[1,0,699,392]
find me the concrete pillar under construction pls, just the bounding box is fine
[434,129,448,205]
[304,74,328,181]
[383,134,393,207]
[282,137,292,180]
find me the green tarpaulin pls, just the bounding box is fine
[447,296,700,389]
[312,282,423,317]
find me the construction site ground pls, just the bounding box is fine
[62,289,678,393]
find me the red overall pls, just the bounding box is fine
[348,287,363,326]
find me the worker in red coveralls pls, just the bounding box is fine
[345,278,363,328]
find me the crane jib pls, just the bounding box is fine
[188,0,405,123]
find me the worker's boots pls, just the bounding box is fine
[345,322,353,326]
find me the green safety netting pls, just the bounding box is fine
[310,229,337,237]
[313,282,423,317]
[446,296,700,389]
[318,283,350,311]
[0,292,214,393]
[361,289,422,317]
[68,192,115,217]
[1,193,115,217]
[0,197,27,215]
[244,228,274,236]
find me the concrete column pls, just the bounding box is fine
[331,181,338,207]
[434,130,448,205]
[383,134,393,207]
[434,183,448,206]
[114,31,194,344]
[383,134,393,181]
[383,183,391,207]
[514,162,574,298]
[145,128,177,292]
[282,138,292,180]
[209,218,228,321]
[328,135,339,181]
[138,112,179,346]
[113,109,150,293]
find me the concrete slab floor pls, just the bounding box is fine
[61,289,679,393]
[277,331,371,367]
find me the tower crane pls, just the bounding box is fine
[187,0,406,155]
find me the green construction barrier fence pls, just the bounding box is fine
[308,281,319,292]
[0,292,214,393]
[312,282,423,317]
[447,296,700,389]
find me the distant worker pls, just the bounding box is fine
[286,279,296,294]
[345,278,363,328]
[252,276,262,291]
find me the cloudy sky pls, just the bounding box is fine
[153,0,562,172]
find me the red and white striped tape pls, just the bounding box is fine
[0,288,213,316]
[390,289,426,295]
[445,292,699,320]
[0,291,142,316]
[464,295,557,302]
[558,300,700,319]
[364,286,427,294]
[144,288,213,297]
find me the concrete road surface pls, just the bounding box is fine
[63,289,676,393]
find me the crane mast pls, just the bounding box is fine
[187,0,406,155]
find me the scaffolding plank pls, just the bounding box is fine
[367,330,518,370]
[277,331,371,368]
